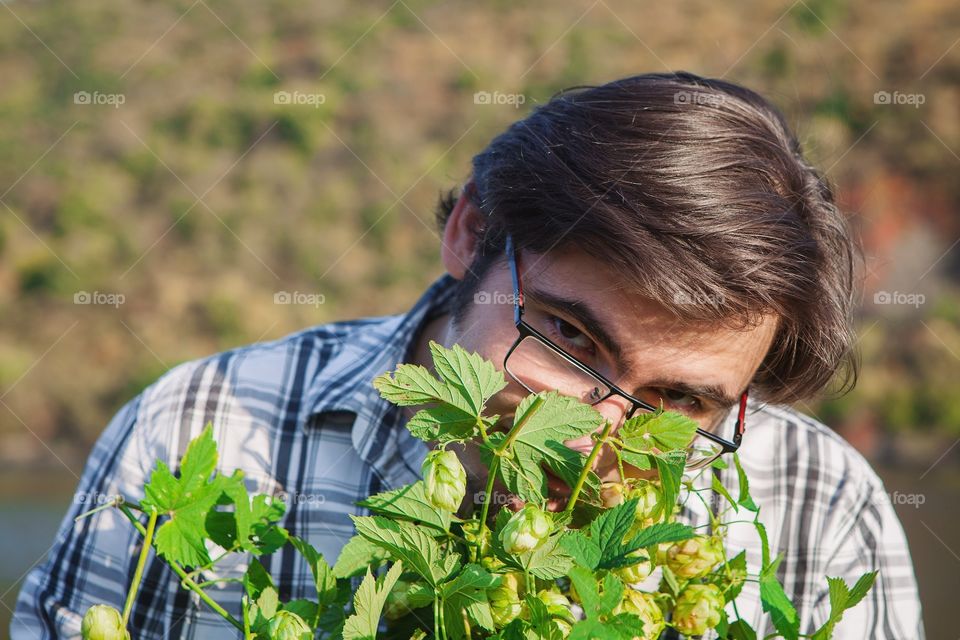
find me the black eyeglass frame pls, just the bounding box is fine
[501,233,748,463]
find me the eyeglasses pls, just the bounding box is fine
[501,233,748,470]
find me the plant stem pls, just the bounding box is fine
[563,420,614,516]
[474,395,545,562]
[121,507,157,627]
[118,503,244,632]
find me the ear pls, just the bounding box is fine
[441,183,487,280]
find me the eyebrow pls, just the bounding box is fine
[522,285,740,410]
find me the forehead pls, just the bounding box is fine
[515,245,779,391]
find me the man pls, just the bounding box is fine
[13,72,923,639]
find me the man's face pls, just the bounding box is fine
[433,195,779,512]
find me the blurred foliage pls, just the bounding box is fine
[0,0,958,466]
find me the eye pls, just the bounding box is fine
[548,316,596,355]
[657,388,702,412]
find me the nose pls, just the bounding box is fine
[562,395,632,454]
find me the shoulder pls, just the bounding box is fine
[129,316,399,468]
[737,403,887,521]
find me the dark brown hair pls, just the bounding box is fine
[436,71,860,405]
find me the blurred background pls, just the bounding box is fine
[1,0,957,636]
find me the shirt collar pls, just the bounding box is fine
[303,272,460,471]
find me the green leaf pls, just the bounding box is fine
[811,571,878,640]
[727,619,758,640]
[343,561,404,640]
[333,535,390,579]
[733,453,759,512]
[568,567,631,639]
[559,531,602,570]
[141,424,224,566]
[351,515,458,587]
[499,391,604,503]
[289,537,338,606]
[443,564,498,638]
[243,557,274,601]
[652,451,685,520]
[759,555,800,640]
[620,410,698,453]
[428,341,508,415]
[520,533,575,579]
[712,474,739,512]
[625,521,695,549]
[357,481,451,533]
[372,342,506,444]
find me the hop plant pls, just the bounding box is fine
[267,610,312,640]
[615,589,665,640]
[488,572,525,628]
[74,341,877,640]
[81,605,129,640]
[422,449,467,512]
[499,504,551,554]
[537,588,576,634]
[664,535,724,579]
[673,584,724,637]
[616,549,654,585]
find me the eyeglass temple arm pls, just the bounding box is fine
[733,390,749,444]
[505,234,524,325]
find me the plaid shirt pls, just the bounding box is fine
[12,273,924,640]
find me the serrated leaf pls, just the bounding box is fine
[559,531,602,570]
[443,564,498,638]
[760,555,800,640]
[357,481,450,533]
[734,453,759,512]
[141,425,224,566]
[351,515,458,587]
[499,391,604,503]
[712,474,739,512]
[333,535,390,579]
[343,561,404,640]
[428,341,507,415]
[811,571,878,640]
[290,536,338,606]
[373,342,506,444]
[620,410,698,453]
[652,452,684,520]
